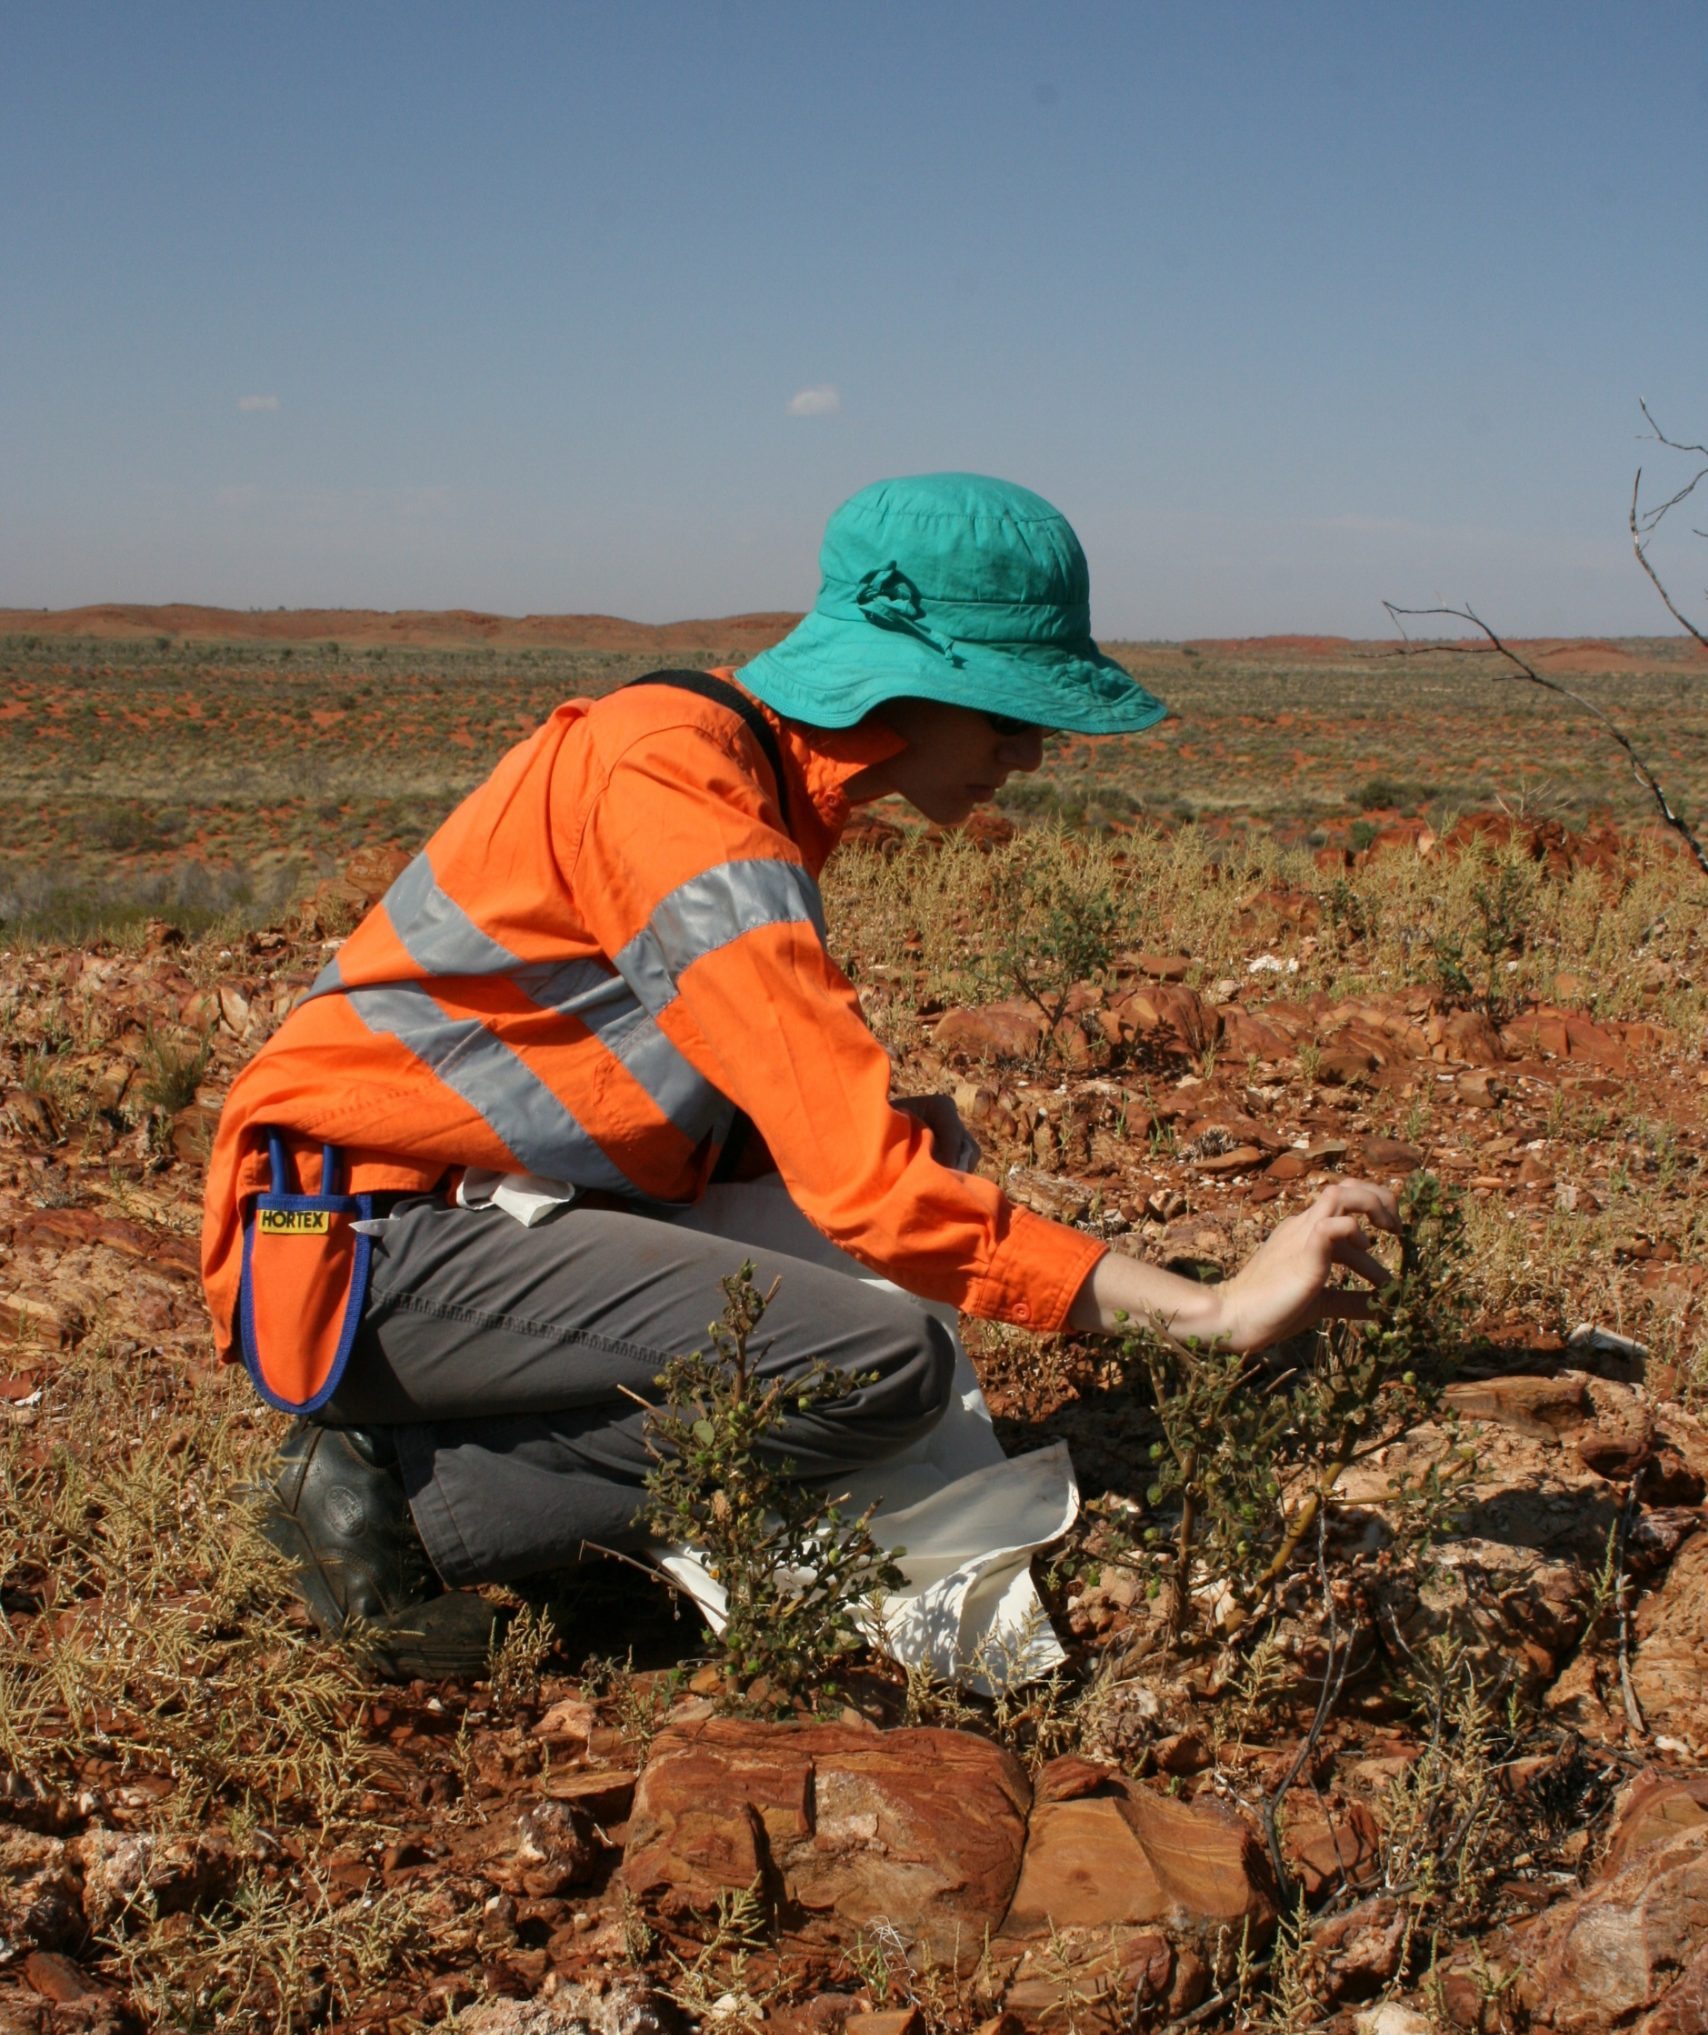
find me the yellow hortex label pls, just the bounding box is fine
[258,1208,332,1236]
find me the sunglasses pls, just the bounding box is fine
[986,712,1049,738]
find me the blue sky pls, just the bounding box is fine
[4,1,1704,636]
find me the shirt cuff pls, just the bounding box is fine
[960,1206,1109,1332]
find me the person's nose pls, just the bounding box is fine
[997,727,1046,772]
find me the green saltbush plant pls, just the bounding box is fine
[639,1263,904,1713]
[1124,1172,1471,1636]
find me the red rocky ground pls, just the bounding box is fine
[2,828,1706,2033]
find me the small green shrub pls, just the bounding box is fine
[640,1263,904,1713]
[986,828,1119,1043]
[136,1024,211,1118]
[1351,774,1438,812]
[1125,1172,1471,1635]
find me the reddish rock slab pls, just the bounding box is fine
[1104,982,1219,1056]
[1000,1927,1207,2023]
[997,1762,1277,1948]
[1217,1006,1299,1060]
[1426,1009,1507,1065]
[23,1950,114,2006]
[1516,1825,1708,2032]
[932,1000,1048,1064]
[845,2013,926,2035]
[1444,1372,1592,1440]
[1194,1143,1267,1176]
[1354,1136,1426,1173]
[1576,1377,1657,1480]
[11,1207,200,1280]
[1266,1139,1349,1182]
[541,1768,638,1824]
[1602,1774,1708,1880]
[1501,1008,1638,1072]
[623,1722,1030,1968]
[1632,1535,1708,1756]
[1316,1042,1379,1086]
[1639,1945,1708,2034]
[1283,1799,1382,1898]
[1307,1894,1408,2002]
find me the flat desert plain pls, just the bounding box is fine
[1,608,1706,2032]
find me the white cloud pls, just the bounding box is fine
[237,393,280,412]
[786,383,841,418]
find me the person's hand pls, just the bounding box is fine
[1070,1178,1403,1350]
[894,1092,981,1173]
[1207,1180,1402,1353]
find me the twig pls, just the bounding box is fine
[1170,1446,1199,1646]
[1229,1413,1360,1634]
[1384,600,1708,876]
[575,1538,697,1609]
[1613,1467,1649,1741]
[1261,1512,1354,1908]
[1629,401,1708,650]
[1638,399,1708,464]
[1631,501,1708,650]
[1157,1962,1274,2032]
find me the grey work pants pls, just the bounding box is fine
[318,1193,958,1587]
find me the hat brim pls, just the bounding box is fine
[737,611,1169,736]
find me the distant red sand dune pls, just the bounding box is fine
[1,607,1700,671]
[1184,635,1358,657]
[0,604,804,654]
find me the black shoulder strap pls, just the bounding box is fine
[621,669,793,1188]
[622,669,791,832]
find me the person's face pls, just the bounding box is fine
[854,699,1049,825]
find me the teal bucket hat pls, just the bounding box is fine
[738,472,1168,735]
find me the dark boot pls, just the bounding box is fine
[258,1421,505,1679]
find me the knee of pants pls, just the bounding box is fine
[850,1307,957,1443]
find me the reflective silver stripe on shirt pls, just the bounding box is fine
[615,858,827,1017]
[306,952,345,1000]
[510,956,731,1141]
[299,854,521,1004]
[383,852,524,978]
[343,982,640,1194]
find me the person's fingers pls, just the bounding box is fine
[1311,1179,1403,1232]
[1334,1242,1395,1289]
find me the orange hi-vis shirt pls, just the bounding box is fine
[201,673,1107,1360]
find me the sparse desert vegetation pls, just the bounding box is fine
[2,617,1706,2032]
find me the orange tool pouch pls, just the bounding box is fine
[238,1131,376,1414]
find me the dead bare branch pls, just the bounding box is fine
[1638,398,1708,463]
[1261,1514,1355,1909]
[1630,402,1708,653]
[1384,600,1708,877]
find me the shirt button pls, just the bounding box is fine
[1013,1302,1031,1323]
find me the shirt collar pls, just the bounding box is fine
[713,669,904,863]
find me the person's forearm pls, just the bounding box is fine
[1060,1179,1401,1355]
[1065,1248,1226,1343]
